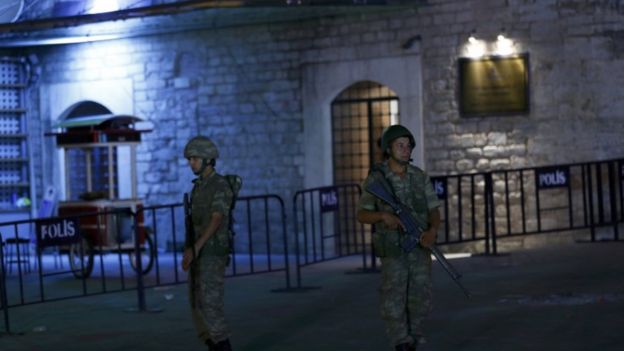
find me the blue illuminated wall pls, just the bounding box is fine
[5,0,624,248]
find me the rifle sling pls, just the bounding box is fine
[370,164,419,223]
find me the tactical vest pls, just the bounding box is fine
[369,164,430,258]
[191,173,242,256]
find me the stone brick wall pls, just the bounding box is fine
[415,0,624,175]
[10,0,624,249]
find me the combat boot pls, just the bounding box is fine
[214,339,232,351]
[395,343,413,351]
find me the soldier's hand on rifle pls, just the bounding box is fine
[420,208,441,248]
[381,212,406,231]
[182,247,195,272]
[419,229,437,248]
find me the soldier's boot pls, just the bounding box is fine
[214,339,232,351]
[205,339,216,351]
[395,343,414,351]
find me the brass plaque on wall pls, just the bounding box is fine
[458,54,529,117]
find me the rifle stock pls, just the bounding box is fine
[366,180,471,299]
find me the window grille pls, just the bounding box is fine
[331,81,399,186]
[0,58,29,210]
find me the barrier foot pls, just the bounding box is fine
[471,252,511,257]
[344,267,379,274]
[124,306,164,313]
[0,331,25,337]
[576,239,624,244]
[271,286,322,293]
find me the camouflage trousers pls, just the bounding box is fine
[379,246,432,346]
[189,254,230,344]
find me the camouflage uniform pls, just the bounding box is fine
[359,161,441,347]
[188,171,234,344]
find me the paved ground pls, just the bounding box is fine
[1,240,624,351]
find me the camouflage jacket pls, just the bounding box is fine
[359,162,440,257]
[190,171,234,256]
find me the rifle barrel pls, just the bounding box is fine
[366,180,471,299]
[430,246,471,299]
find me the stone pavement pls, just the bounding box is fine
[1,240,623,351]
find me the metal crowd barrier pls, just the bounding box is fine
[287,159,624,289]
[0,208,155,317]
[137,194,291,288]
[0,193,290,333]
[432,158,624,254]
[1,158,622,332]
[290,183,369,289]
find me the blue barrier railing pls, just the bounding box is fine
[1,158,622,330]
[0,193,291,331]
[291,183,369,289]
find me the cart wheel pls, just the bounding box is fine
[69,237,94,279]
[129,234,154,275]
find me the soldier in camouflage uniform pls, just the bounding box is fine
[182,136,234,351]
[357,125,441,351]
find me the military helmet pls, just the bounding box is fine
[380,124,415,152]
[184,136,219,160]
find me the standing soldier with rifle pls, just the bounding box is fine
[357,125,441,351]
[183,136,234,351]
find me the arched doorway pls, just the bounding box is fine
[331,80,399,186]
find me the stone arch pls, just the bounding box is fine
[331,80,399,186]
[302,55,423,188]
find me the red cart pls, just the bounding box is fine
[47,101,154,278]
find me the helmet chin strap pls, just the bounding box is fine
[193,158,210,175]
[391,155,410,165]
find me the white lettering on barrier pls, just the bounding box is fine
[539,170,567,187]
[41,220,76,240]
[434,180,445,196]
[322,191,338,207]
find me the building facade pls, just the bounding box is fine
[1,0,623,247]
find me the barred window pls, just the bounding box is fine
[0,58,29,210]
[331,81,399,186]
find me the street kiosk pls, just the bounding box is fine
[47,101,153,278]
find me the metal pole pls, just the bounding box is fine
[264,197,272,271]
[535,170,542,233]
[520,170,526,234]
[490,173,498,255]
[1,234,11,333]
[587,164,596,242]
[608,162,619,240]
[597,164,605,224]
[279,196,291,289]
[246,201,254,273]
[457,175,462,242]
[133,211,146,312]
[294,193,302,288]
[505,171,511,235]
[484,173,491,255]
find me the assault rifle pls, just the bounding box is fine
[183,193,197,306]
[366,180,471,298]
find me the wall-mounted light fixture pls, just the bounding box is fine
[494,29,515,56]
[463,29,517,58]
[465,32,486,58]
